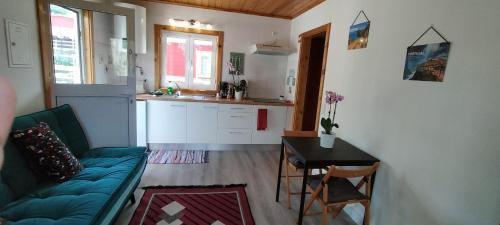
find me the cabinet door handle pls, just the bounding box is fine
[229,131,243,135]
[203,106,217,109]
[230,115,244,118]
[171,105,185,107]
[230,107,245,110]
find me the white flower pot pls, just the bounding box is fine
[235,91,243,100]
[320,131,336,148]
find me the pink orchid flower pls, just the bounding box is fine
[325,91,335,104]
[334,94,344,102]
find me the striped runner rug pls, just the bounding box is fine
[147,150,208,164]
[128,185,255,225]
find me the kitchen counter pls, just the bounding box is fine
[136,94,294,107]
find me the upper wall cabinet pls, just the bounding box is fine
[114,2,147,54]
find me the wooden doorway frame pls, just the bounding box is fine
[36,0,54,108]
[292,23,331,131]
[36,0,98,108]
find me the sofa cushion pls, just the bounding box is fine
[50,105,90,157]
[0,147,146,225]
[0,179,15,208]
[0,105,89,208]
[10,105,90,158]
[11,122,83,182]
[81,147,146,158]
[0,140,38,207]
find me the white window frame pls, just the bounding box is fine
[50,4,86,84]
[160,31,217,90]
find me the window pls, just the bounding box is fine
[50,4,84,84]
[161,32,216,90]
[50,4,128,85]
[156,25,223,93]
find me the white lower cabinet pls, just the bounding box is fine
[145,100,290,145]
[217,129,252,144]
[147,100,187,143]
[218,104,254,113]
[218,112,254,129]
[187,102,218,143]
[251,106,287,144]
[217,105,254,144]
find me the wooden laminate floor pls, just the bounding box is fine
[114,150,357,225]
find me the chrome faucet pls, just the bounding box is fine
[173,82,181,96]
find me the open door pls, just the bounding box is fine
[38,0,136,148]
[293,23,331,131]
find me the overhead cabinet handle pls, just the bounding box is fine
[171,104,185,107]
[230,115,244,118]
[230,107,245,110]
[229,131,243,135]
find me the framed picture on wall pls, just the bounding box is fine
[403,42,450,82]
[229,52,244,75]
[348,21,370,50]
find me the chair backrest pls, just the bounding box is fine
[283,130,317,137]
[323,162,380,197]
[329,162,380,178]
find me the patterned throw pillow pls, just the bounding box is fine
[12,122,82,182]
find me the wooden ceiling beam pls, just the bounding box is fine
[289,0,325,18]
[214,0,222,8]
[268,0,295,15]
[141,0,324,19]
[272,0,299,15]
[143,0,293,19]
[230,0,247,11]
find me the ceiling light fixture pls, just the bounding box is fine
[168,18,213,30]
[194,21,201,28]
[168,18,176,26]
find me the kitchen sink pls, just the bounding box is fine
[174,95,205,100]
[174,95,192,99]
[251,98,283,103]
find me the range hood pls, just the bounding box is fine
[250,43,293,56]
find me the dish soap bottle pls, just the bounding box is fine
[167,81,174,95]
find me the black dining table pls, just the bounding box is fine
[275,137,380,225]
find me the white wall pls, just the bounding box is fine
[288,0,500,224]
[0,0,44,115]
[127,1,291,99]
[93,12,115,84]
[92,12,128,85]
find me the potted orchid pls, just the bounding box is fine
[228,61,243,100]
[320,91,344,148]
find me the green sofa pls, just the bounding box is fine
[0,105,147,225]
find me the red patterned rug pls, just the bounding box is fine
[129,185,255,225]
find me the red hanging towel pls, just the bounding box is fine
[257,108,268,130]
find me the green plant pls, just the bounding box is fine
[321,117,336,134]
[234,85,242,92]
[321,91,344,134]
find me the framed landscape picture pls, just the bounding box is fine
[229,52,245,75]
[348,21,370,50]
[403,42,451,82]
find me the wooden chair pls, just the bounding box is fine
[303,162,380,225]
[282,130,318,209]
